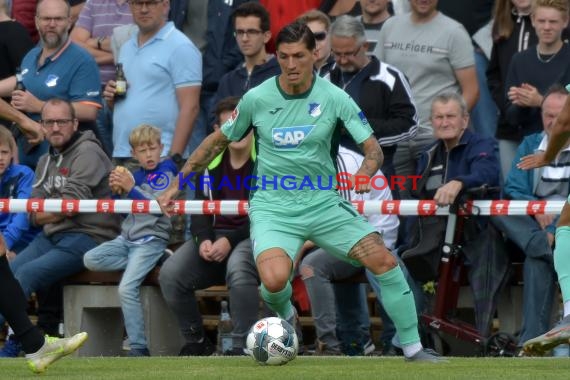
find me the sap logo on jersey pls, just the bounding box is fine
[273,125,314,148]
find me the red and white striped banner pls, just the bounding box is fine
[0,199,566,216]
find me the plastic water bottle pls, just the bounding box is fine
[217,300,234,354]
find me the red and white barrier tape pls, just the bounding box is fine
[0,199,566,216]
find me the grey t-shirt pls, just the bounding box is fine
[357,15,388,59]
[183,0,208,53]
[378,12,474,134]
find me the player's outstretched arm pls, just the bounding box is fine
[518,95,570,170]
[353,136,383,193]
[158,129,231,215]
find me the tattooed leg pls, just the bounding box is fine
[256,248,295,320]
[256,248,292,292]
[349,233,396,274]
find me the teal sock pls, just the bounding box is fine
[555,227,570,303]
[375,266,420,346]
[260,282,293,320]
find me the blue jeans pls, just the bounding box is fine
[83,236,167,350]
[95,101,114,157]
[0,232,97,325]
[335,283,371,355]
[491,216,556,343]
[470,50,499,139]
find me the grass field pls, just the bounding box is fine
[3,356,570,380]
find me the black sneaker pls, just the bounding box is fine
[224,347,248,356]
[128,347,150,357]
[178,338,215,356]
[382,343,403,356]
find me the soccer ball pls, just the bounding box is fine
[246,317,298,365]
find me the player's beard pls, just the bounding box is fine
[40,29,68,50]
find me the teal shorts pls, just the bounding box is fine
[249,192,377,266]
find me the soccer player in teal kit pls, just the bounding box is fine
[158,21,442,362]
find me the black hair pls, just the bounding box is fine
[232,1,271,32]
[275,21,316,51]
[214,96,241,125]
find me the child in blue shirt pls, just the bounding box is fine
[0,125,37,256]
[83,124,177,356]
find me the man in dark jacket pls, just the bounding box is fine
[401,91,500,281]
[328,15,418,182]
[414,93,500,205]
[400,92,500,335]
[159,97,259,357]
[210,1,281,125]
[396,92,503,343]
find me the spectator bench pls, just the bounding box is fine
[63,268,186,356]
[63,262,525,357]
[63,268,383,356]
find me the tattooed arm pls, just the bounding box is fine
[179,129,231,176]
[157,129,231,215]
[352,136,383,193]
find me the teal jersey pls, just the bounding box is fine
[221,75,373,206]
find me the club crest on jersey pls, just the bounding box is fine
[273,125,314,148]
[308,102,321,117]
[227,107,239,125]
[358,111,369,125]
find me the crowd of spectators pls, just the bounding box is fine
[0,0,569,359]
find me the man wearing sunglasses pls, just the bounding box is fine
[297,9,336,78]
